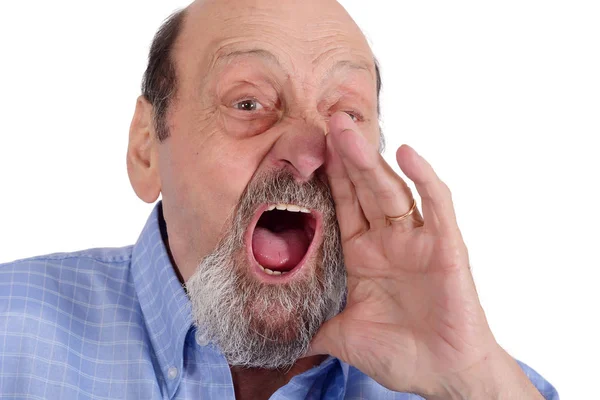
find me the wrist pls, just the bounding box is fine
[428,346,544,400]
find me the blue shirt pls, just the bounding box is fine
[0,203,558,399]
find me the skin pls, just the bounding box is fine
[127,0,545,399]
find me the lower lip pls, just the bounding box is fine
[244,204,323,284]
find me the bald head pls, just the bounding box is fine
[142,0,381,142]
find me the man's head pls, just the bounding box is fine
[127,0,381,368]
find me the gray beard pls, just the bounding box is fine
[185,170,346,369]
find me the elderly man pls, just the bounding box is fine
[0,0,558,399]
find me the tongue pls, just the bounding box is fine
[252,227,309,271]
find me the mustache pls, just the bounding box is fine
[235,169,337,226]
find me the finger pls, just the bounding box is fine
[396,144,458,235]
[337,152,388,229]
[329,112,414,228]
[328,113,387,228]
[325,128,369,241]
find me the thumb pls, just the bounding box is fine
[303,318,340,358]
[328,111,358,136]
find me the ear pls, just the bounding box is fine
[127,96,161,203]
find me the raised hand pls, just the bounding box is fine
[307,112,543,399]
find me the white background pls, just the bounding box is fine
[1,1,598,398]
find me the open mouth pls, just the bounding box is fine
[246,203,321,281]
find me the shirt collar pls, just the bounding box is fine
[131,201,192,397]
[272,356,350,399]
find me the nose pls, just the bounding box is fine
[268,116,327,181]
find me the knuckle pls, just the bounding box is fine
[440,181,452,198]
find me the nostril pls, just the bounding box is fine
[278,156,323,181]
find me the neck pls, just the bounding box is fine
[230,355,328,400]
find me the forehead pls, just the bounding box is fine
[176,0,375,76]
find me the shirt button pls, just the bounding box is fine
[167,366,178,380]
[195,330,209,346]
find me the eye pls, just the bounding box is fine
[234,99,264,112]
[343,111,362,122]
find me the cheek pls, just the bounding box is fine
[157,130,256,262]
[158,92,280,242]
[159,121,273,227]
[202,141,254,208]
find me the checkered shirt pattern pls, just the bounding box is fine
[0,203,559,399]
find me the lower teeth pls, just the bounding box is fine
[258,265,288,275]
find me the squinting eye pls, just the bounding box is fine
[234,99,264,112]
[344,111,359,122]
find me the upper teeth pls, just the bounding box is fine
[267,203,310,213]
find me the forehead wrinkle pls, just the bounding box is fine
[203,46,293,94]
[308,32,373,67]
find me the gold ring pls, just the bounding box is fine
[386,199,417,223]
